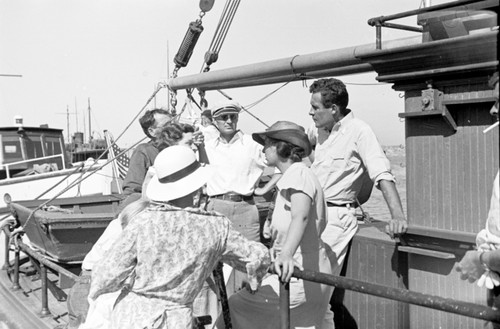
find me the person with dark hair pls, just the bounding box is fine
[120,108,172,208]
[307,78,407,327]
[201,109,213,125]
[141,122,206,200]
[200,109,219,141]
[154,122,195,151]
[88,146,270,329]
[138,108,172,139]
[216,121,333,329]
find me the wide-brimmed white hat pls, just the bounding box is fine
[146,145,211,202]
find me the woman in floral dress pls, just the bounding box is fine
[88,145,270,329]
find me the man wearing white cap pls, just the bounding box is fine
[88,145,270,329]
[203,100,267,243]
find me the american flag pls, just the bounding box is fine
[104,130,130,181]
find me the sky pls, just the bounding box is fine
[1,0,450,147]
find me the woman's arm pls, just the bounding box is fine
[254,173,282,196]
[456,249,500,283]
[222,228,272,292]
[274,190,311,282]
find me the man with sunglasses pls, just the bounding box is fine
[203,100,267,244]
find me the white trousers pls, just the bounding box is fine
[321,205,358,329]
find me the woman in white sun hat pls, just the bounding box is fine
[88,145,271,329]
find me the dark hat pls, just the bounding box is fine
[201,109,212,119]
[211,100,242,118]
[252,121,312,156]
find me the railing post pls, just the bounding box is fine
[2,228,10,270]
[279,280,290,329]
[40,263,51,317]
[213,262,232,329]
[376,23,382,49]
[12,247,20,290]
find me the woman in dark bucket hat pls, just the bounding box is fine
[252,120,312,157]
[217,121,333,328]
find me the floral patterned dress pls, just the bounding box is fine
[89,203,270,329]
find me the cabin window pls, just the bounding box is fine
[44,136,63,156]
[2,136,23,161]
[24,135,43,159]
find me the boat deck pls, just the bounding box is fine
[0,255,71,329]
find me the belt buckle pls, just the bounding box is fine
[229,194,242,202]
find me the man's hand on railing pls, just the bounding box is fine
[385,218,408,239]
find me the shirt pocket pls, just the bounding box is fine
[328,150,347,172]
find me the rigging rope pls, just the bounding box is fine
[201,0,241,73]
[216,89,270,128]
[31,84,167,214]
[19,112,187,233]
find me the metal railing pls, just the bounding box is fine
[1,153,66,179]
[274,267,500,329]
[367,0,493,49]
[3,226,500,327]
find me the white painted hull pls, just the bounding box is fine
[0,160,114,208]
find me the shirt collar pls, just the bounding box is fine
[331,110,353,134]
[215,130,243,145]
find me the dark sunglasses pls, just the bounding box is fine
[215,114,238,122]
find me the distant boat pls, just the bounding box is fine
[0,124,117,211]
[66,131,108,164]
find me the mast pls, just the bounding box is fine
[66,105,70,142]
[88,97,92,143]
[74,97,79,135]
[167,41,171,111]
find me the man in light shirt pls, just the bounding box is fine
[307,78,407,328]
[199,109,220,142]
[203,100,267,243]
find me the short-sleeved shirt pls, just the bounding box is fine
[204,131,267,196]
[122,141,159,195]
[310,111,395,204]
[271,162,327,254]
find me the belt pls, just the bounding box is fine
[210,193,254,202]
[326,202,356,208]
